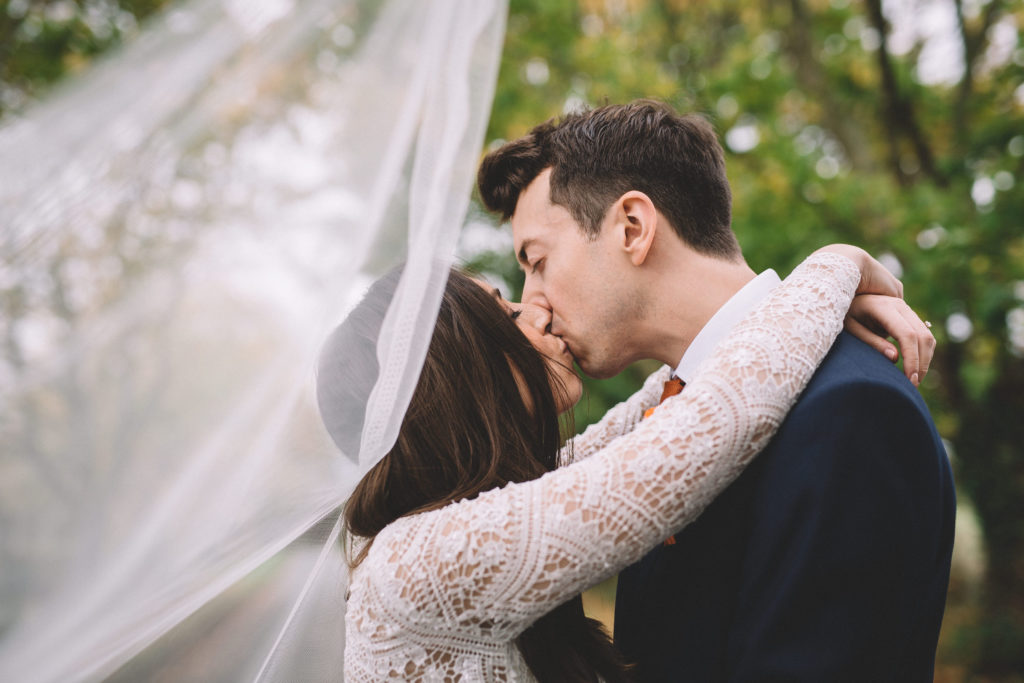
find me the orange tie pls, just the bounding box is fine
[643,376,686,419]
[642,375,686,547]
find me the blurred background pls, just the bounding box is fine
[1,0,1021,680]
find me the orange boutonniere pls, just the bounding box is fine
[643,375,686,548]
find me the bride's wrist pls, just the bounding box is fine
[812,244,904,299]
[813,244,867,273]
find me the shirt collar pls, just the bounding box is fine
[673,269,781,383]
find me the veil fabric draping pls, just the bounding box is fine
[0,0,506,680]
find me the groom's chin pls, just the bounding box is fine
[576,360,621,381]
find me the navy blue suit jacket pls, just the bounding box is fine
[614,332,956,682]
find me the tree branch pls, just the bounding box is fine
[953,0,1007,145]
[865,0,947,186]
[782,0,874,172]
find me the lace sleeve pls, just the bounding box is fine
[367,252,860,638]
[557,365,671,466]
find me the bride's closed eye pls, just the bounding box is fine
[510,308,522,321]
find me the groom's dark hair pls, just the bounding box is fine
[478,98,741,259]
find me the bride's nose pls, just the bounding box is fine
[518,304,552,334]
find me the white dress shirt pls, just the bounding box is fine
[674,269,781,384]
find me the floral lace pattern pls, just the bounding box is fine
[344,253,861,682]
[559,364,671,467]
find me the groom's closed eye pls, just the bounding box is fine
[517,239,539,271]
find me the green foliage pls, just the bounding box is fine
[0,0,175,116]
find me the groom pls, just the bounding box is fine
[478,100,955,681]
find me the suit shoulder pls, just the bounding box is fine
[764,333,946,471]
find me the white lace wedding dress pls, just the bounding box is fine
[343,252,860,682]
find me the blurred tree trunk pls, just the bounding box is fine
[950,349,1024,673]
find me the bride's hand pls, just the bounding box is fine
[814,244,935,386]
[845,295,935,387]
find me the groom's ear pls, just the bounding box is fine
[616,191,658,267]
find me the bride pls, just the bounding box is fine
[318,245,906,682]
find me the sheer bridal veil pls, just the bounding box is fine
[0,0,506,679]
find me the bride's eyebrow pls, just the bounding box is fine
[489,288,520,315]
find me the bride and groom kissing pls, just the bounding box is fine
[321,99,955,682]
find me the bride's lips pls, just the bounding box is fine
[560,338,575,361]
[550,337,572,362]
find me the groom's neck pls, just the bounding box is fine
[638,248,756,368]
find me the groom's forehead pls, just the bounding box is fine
[511,199,582,242]
[511,170,578,230]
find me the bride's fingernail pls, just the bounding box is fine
[886,348,897,361]
[911,372,919,386]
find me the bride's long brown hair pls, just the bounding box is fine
[317,268,633,683]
